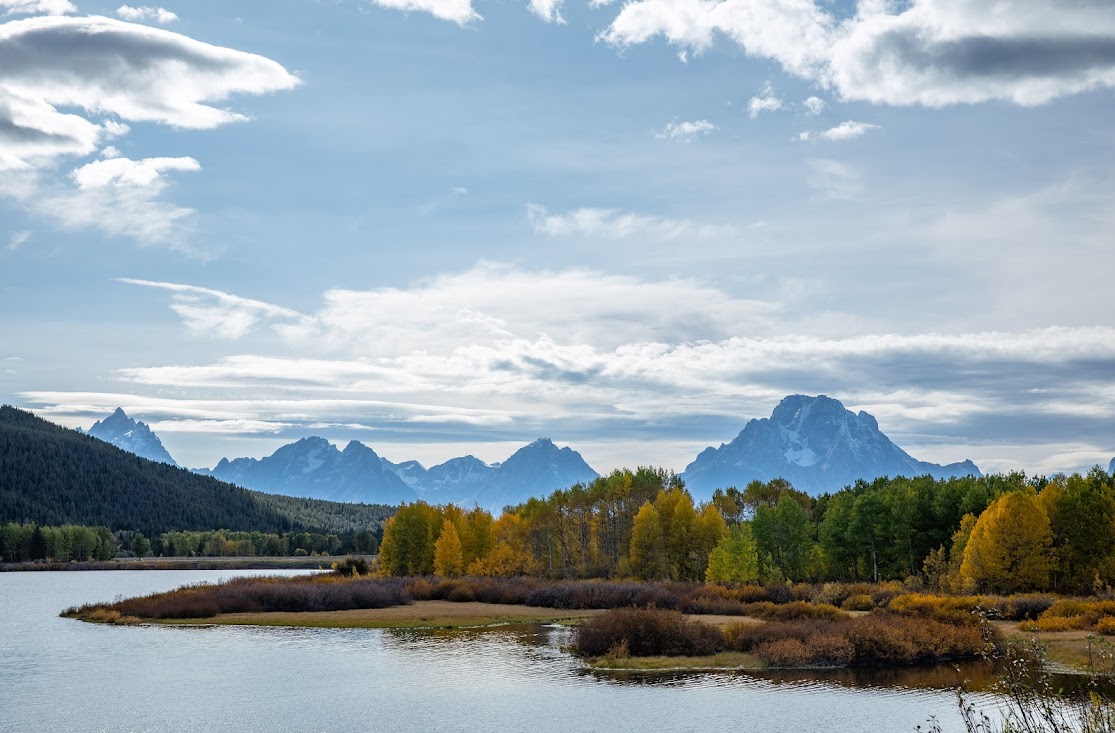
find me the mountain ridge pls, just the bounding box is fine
[680,394,980,496]
[203,435,599,510]
[85,407,178,466]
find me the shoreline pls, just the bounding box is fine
[1,556,353,572]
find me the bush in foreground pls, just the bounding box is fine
[724,613,989,667]
[574,608,724,657]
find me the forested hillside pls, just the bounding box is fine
[0,406,393,536]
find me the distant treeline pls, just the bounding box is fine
[0,405,396,536]
[378,465,1115,595]
[1,522,381,563]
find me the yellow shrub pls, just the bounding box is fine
[1095,617,1115,636]
[1033,615,1087,632]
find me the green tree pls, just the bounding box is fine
[752,495,812,581]
[706,524,760,586]
[131,532,151,559]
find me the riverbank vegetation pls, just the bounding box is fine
[1,522,380,564]
[377,466,1115,597]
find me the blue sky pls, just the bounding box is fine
[1,0,1113,475]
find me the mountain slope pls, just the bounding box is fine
[203,437,419,505]
[681,395,980,496]
[85,407,177,466]
[0,406,393,535]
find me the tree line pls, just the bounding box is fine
[1,522,382,562]
[378,465,1115,595]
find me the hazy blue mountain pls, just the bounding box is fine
[680,395,980,497]
[383,438,600,510]
[205,436,598,510]
[1109,457,1115,475]
[202,437,419,505]
[84,407,178,466]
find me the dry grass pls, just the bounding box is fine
[161,600,604,629]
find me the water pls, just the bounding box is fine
[0,571,1005,733]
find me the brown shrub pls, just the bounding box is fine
[755,638,813,666]
[574,607,724,657]
[841,594,873,612]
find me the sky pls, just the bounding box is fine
[1,0,1113,476]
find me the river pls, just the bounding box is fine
[0,570,1007,732]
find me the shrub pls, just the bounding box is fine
[1095,617,1115,636]
[724,613,988,667]
[574,608,724,658]
[755,638,813,667]
[992,594,1051,621]
[841,594,873,612]
[331,556,370,577]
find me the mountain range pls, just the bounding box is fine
[80,396,983,507]
[199,436,600,510]
[680,394,980,496]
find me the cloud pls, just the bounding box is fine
[1,154,204,249]
[117,278,305,338]
[528,0,565,24]
[828,0,1115,107]
[802,96,825,115]
[7,229,29,250]
[797,120,880,142]
[0,0,74,14]
[115,5,177,24]
[596,0,1115,107]
[597,0,833,78]
[26,264,1115,472]
[747,82,783,118]
[526,204,734,240]
[0,14,299,246]
[72,155,200,188]
[806,158,861,199]
[655,119,717,142]
[369,0,480,25]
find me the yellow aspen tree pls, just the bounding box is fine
[960,490,1053,594]
[629,502,667,579]
[433,519,465,577]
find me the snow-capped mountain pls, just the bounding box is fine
[680,395,980,497]
[382,438,600,510]
[201,436,598,509]
[201,437,418,505]
[84,408,178,466]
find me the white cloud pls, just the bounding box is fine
[829,0,1115,107]
[0,14,299,246]
[655,119,717,142]
[806,158,861,199]
[526,204,734,240]
[528,0,564,24]
[7,229,29,250]
[0,0,74,14]
[596,0,1115,107]
[797,120,880,142]
[115,5,177,24]
[747,82,782,118]
[370,0,480,25]
[597,0,833,79]
[117,279,305,339]
[802,95,825,115]
[72,155,200,188]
